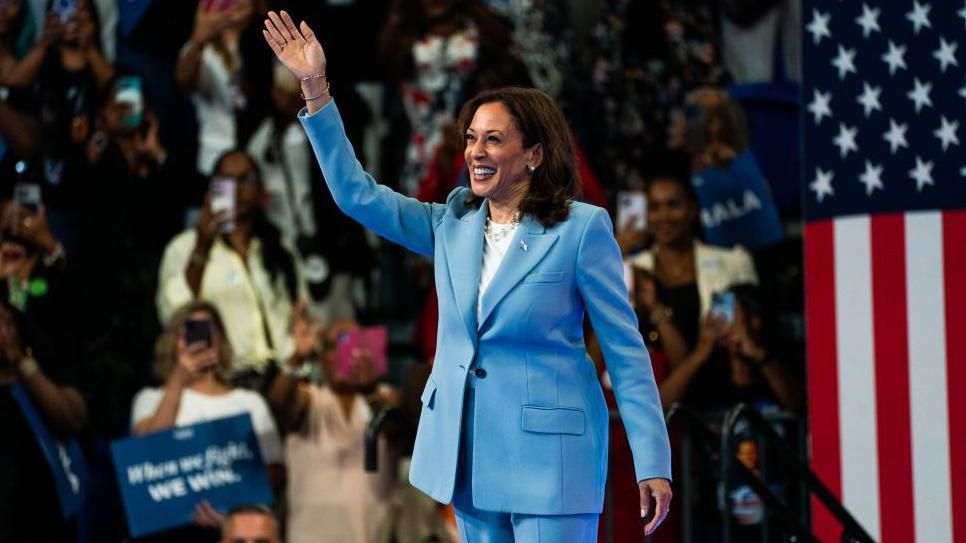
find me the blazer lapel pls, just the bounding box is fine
[478,214,559,329]
[444,201,487,342]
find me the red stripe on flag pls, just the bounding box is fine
[943,210,966,542]
[804,220,841,541]
[870,214,915,542]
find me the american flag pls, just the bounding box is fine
[802,1,965,541]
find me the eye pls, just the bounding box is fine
[464,134,476,143]
[487,135,501,143]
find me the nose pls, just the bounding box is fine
[469,138,486,159]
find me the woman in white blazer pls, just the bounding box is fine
[627,172,759,409]
[262,11,672,542]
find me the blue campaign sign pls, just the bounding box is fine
[110,413,274,538]
[11,383,88,519]
[691,150,784,250]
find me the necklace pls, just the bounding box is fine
[484,212,521,243]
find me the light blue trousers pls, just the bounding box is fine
[453,385,599,542]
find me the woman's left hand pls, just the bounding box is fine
[639,477,672,536]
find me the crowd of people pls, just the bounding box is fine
[0,0,804,542]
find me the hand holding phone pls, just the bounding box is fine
[335,326,388,382]
[184,318,213,348]
[710,291,736,326]
[617,191,647,231]
[209,177,236,233]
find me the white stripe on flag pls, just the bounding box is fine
[834,216,881,540]
[905,212,954,543]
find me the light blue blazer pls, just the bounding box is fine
[300,101,671,516]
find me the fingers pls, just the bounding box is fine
[262,30,283,56]
[267,11,295,42]
[644,489,672,536]
[300,20,317,44]
[263,15,287,48]
[279,11,301,40]
[193,500,223,527]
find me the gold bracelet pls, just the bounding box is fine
[300,81,330,101]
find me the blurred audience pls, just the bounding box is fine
[378,0,511,194]
[175,0,271,175]
[0,243,87,543]
[157,149,307,388]
[131,301,284,543]
[625,172,758,407]
[247,63,375,322]
[221,504,281,543]
[269,318,396,543]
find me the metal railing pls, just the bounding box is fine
[666,403,876,543]
[719,404,874,543]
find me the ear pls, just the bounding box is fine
[527,143,544,170]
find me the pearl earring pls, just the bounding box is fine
[527,165,536,175]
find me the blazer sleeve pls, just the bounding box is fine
[298,100,443,257]
[576,208,672,482]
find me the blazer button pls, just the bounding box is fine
[473,368,487,378]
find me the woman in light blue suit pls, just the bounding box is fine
[263,11,672,541]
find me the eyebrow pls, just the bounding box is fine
[465,128,505,135]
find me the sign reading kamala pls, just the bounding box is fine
[111,414,274,538]
[692,151,784,250]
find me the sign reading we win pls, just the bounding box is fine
[111,414,274,537]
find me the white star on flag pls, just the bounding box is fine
[881,41,907,75]
[883,119,909,154]
[807,9,833,45]
[856,3,881,38]
[859,161,884,196]
[959,1,966,30]
[834,123,859,158]
[907,78,933,113]
[810,168,835,203]
[808,89,833,125]
[935,116,960,151]
[961,79,966,100]
[907,1,932,34]
[909,156,935,191]
[857,82,882,117]
[832,45,857,80]
[933,37,959,72]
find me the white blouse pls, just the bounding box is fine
[478,221,518,323]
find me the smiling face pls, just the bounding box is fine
[463,101,541,209]
[646,177,698,247]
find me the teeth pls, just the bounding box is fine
[474,167,496,176]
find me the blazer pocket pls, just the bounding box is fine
[521,406,585,435]
[421,376,437,410]
[522,271,564,284]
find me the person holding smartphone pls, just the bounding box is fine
[267,317,398,543]
[625,171,759,407]
[157,149,311,389]
[131,301,284,543]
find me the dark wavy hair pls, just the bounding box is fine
[211,150,297,301]
[457,87,582,228]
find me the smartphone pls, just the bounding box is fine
[617,191,647,230]
[184,318,213,348]
[335,326,388,381]
[52,0,77,23]
[13,182,41,213]
[210,177,236,233]
[115,76,143,129]
[710,291,736,325]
